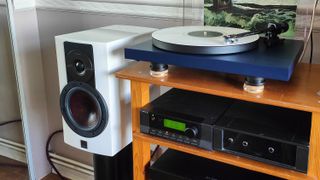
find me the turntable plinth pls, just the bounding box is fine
[116,62,320,180]
[125,39,304,81]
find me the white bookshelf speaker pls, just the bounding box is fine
[55,25,156,156]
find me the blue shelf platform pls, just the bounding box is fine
[125,39,304,81]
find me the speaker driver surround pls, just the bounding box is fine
[60,82,108,138]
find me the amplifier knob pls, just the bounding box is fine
[268,147,275,154]
[185,127,198,138]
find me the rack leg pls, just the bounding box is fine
[131,81,150,180]
[131,81,150,133]
[307,112,320,179]
[133,138,150,180]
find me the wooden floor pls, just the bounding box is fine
[0,156,63,180]
[0,156,28,180]
[42,173,62,180]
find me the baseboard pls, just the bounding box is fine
[50,153,94,180]
[0,137,94,179]
[0,138,27,164]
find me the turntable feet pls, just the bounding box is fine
[150,63,168,78]
[243,77,265,94]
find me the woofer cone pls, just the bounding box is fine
[60,82,108,137]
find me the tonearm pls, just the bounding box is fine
[224,22,289,47]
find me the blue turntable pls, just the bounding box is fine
[124,25,304,93]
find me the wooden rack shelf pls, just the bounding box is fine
[115,62,320,180]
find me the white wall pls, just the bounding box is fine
[0,5,23,144]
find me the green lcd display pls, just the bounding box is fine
[163,119,186,132]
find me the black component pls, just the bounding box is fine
[94,143,133,180]
[214,101,311,172]
[264,22,289,47]
[46,130,65,180]
[149,149,284,180]
[140,89,234,150]
[150,63,168,72]
[64,42,95,87]
[60,82,108,138]
[81,140,88,149]
[245,76,265,86]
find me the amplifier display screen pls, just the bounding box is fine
[164,119,186,132]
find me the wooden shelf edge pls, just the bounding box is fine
[116,62,320,113]
[133,133,315,180]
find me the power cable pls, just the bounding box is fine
[46,130,64,180]
[310,32,314,64]
[0,119,21,126]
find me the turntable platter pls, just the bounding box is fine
[152,26,260,55]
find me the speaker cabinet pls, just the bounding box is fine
[55,25,156,156]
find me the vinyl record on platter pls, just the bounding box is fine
[152,26,260,55]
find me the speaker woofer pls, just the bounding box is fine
[60,82,108,137]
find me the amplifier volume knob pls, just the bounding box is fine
[185,127,198,138]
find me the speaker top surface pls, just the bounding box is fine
[55,25,157,44]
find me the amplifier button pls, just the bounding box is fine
[151,114,156,121]
[242,141,249,147]
[227,137,234,144]
[268,147,275,154]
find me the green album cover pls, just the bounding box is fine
[204,0,298,37]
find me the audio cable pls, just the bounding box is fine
[0,119,21,126]
[46,130,65,180]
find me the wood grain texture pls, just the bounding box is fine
[116,62,320,113]
[132,135,150,180]
[42,173,64,180]
[307,112,320,179]
[0,156,28,180]
[134,133,314,180]
[130,81,150,133]
[131,80,151,180]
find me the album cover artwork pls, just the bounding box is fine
[204,0,298,37]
